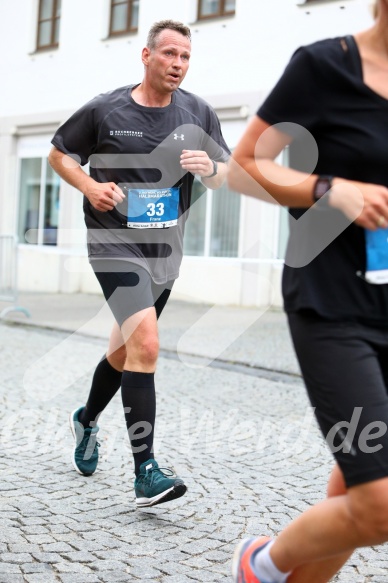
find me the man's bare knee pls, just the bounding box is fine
[134,337,159,367]
[107,345,126,371]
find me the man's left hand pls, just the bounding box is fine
[180,150,214,177]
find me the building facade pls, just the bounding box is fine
[0,0,372,307]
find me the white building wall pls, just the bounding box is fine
[0,0,373,117]
[0,0,374,306]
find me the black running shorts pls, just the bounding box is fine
[287,312,388,488]
[91,260,173,327]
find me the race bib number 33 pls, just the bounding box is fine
[126,187,180,229]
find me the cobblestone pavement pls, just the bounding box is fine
[1,322,388,582]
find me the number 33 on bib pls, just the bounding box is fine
[126,187,180,229]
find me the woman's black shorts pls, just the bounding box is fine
[287,312,388,488]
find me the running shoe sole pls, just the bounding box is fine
[136,482,187,507]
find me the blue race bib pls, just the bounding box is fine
[365,227,388,284]
[126,187,180,229]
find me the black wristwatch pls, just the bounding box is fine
[205,160,218,178]
[313,175,334,202]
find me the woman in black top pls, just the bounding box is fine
[229,1,388,582]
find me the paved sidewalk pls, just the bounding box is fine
[0,292,300,376]
[0,294,387,582]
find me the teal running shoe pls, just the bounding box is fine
[134,459,187,507]
[69,407,100,476]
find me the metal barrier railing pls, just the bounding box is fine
[0,235,30,319]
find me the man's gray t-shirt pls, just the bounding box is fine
[52,84,230,283]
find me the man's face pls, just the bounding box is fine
[143,29,191,94]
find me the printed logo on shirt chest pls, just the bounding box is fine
[109,130,143,137]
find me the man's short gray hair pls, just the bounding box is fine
[146,20,191,50]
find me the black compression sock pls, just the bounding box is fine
[79,356,122,428]
[121,371,156,475]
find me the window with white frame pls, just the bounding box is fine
[198,0,236,20]
[18,154,60,246]
[183,130,292,260]
[183,178,241,257]
[109,0,139,36]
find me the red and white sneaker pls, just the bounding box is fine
[232,536,272,583]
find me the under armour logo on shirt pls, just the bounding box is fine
[174,134,185,140]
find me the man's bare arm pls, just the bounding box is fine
[48,146,125,212]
